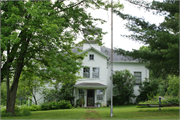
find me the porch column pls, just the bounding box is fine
[84,89,87,107]
[104,88,107,106]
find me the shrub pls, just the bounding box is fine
[58,100,71,109]
[1,107,13,117]
[136,78,159,103]
[112,70,136,105]
[41,102,50,110]
[20,105,31,116]
[49,101,58,109]
[14,105,21,116]
[29,104,41,111]
[1,105,31,117]
[167,75,180,96]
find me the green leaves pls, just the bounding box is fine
[112,70,136,105]
[114,0,179,78]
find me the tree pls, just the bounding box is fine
[17,67,47,105]
[114,0,179,78]
[1,0,123,115]
[167,75,180,96]
[136,78,159,103]
[113,70,136,105]
[43,81,75,105]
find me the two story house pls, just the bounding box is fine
[73,41,149,107]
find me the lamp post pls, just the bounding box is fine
[110,0,113,118]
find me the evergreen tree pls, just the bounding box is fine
[114,0,179,78]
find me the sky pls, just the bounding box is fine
[78,0,165,51]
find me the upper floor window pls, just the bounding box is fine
[89,54,94,60]
[134,72,141,85]
[83,67,90,78]
[83,67,100,79]
[97,89,103,101]
[92,67,99,78]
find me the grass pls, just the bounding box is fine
[1,105,179,119]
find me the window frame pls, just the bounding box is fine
[96,89,103,101]
[92,67,99,78]
[89,54,94,60]
[82,67,100,79]
[134,71,142,85]
[79,89,85,99]
[83,67,90,78]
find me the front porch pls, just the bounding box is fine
[74,82,107,107]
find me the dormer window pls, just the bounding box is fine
[89,54,94,60]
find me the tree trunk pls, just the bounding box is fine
[33,94,37,105]
[6,36,30,115]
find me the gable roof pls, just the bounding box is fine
[72,46,138,62]
[79,47,109,59]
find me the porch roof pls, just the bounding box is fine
[74,82,107,88]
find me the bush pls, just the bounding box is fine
[136,78,159,103]
[112,70,136,105]
[41,102,50,110]
[40,100,71,110]
[58,100,71,109]
[1,105,31,117]
[20,105,31,116]
[14,105,21,116]
[1,107,13,117]
[29,104,41,111]
[167,75,179,96]
[49,101,58,109]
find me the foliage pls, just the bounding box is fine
[29,104,41,111]
[114,0,179,78]
[1,105,31,117]
[136,78,159,103]
[1,82,7,106]
[167,75,179,96]
[58,100,72,109]
[78,98,85,107]
[112,70,136,105]
[14,105,21,116]
[40,100,71,110]
[40,102,50,110]
[1,107,13,117]
[1,0,123,115]
[138,93,179,106]
[43,82,75,104]
[20,105,31,116]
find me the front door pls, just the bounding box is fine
[87,89,94,106]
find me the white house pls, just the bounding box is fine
[72,41,149,107]
[33,41,149,107]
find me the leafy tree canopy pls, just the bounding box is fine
[113,0,179,78]
[113,70,136,105]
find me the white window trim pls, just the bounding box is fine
[82,66,100,79]
[133,70,142,85]
[96,89,103,101]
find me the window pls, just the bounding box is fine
[89,54,94,60]
[92,67,99,78]
[97,89,103,101]
[79,89,84,98]
[83,67,100,79]
[83,67,90,78]
[134,72,141,85]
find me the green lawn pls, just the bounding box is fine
[1,105,179,119]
